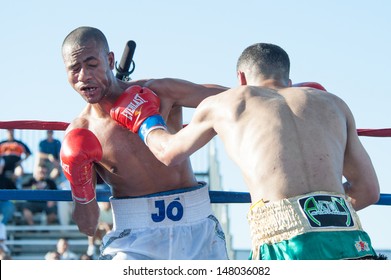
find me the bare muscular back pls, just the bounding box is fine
[69,104,197,198]
[212,86,349,203]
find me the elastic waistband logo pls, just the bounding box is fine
[298,195,354,228]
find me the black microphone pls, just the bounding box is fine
[115,40,136,81]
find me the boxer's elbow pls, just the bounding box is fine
[367,185,380,205]
[152,144,185,167]
[73,216,98,236]
[72,200,100,236]
[149,135,185,167]
[351,183,380,211]
[79,225,97,237]
[156,150,183,167]
[364,176,381,206]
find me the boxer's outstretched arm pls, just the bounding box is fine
[109,85,220,166]
[146,96,218,166]
[109,84,214,158]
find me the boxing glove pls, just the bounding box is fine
[292,82,327,91]
[110,85,167,144]
[60,128,103,204]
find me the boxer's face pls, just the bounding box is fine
[63,40,114,104]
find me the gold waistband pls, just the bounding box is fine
[247,191,363,248]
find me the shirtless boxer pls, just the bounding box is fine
[60,26,228,260]
[114,43,382,260]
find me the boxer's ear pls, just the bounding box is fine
[237,71,247,85]
[108,51,115,70]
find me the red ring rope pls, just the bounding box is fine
[1,121,391,137]
[0,120,69,131]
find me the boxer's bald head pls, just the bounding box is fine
[62,26,109,59]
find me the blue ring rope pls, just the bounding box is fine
[0,190,389,205]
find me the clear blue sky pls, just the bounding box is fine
[1,0,390,250]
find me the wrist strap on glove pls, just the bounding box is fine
[138,115,168,145]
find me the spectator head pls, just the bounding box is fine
[56,238,69,255]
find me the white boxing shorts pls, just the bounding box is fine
[99,183,228,260]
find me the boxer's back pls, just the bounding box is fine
[214,86,348,203]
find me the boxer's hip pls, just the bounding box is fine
[110,182,212,230]
[247,191,376,259]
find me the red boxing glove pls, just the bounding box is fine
[60,128,103,204]
[292,82,327,91]
[110,85,162,133]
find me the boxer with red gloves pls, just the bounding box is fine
[60,128,103,204]
[292,82,327,91]
[60,26,230,260]
[110,85,167,144]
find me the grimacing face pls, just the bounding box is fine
[63,40,114,104]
